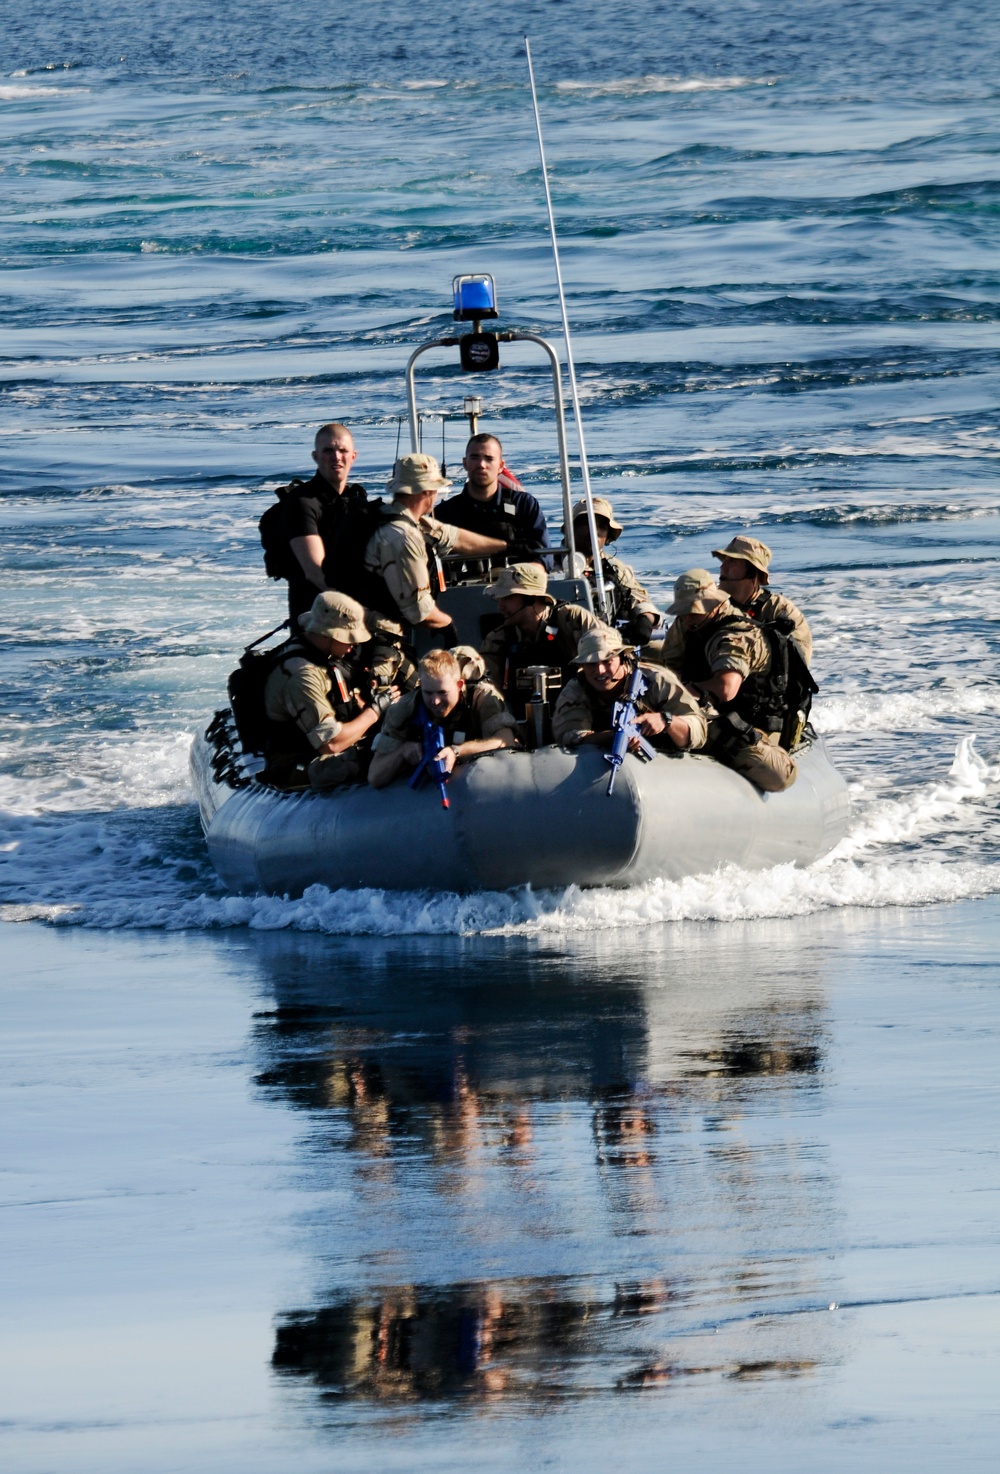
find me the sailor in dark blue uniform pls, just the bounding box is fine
[435,433,551,569]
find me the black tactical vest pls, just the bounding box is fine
[361,506,441,627]
[680,612,816,741]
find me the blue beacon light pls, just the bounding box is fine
[453,273,499,322]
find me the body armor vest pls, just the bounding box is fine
[363,506,441,626]
[680,612,817,743]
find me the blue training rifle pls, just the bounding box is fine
[605,649,656,797]
[409,702,451,809]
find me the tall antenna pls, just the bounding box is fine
[524,36,610,619]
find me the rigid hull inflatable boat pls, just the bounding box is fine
[190,715,850,896]
[190,272,850,896]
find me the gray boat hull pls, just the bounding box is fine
[190,720,850,895]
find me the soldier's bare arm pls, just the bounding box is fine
[450,527,507,556]
[290,534,328,590]
[368,742,420,788]
[694,670,743,703]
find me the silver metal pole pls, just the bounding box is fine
[524,35,609,619]
[507,331,576,568]
[405,340,453,452]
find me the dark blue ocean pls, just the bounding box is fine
[2,2,1000,1468]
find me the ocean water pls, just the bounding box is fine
[2,0,1000,1466]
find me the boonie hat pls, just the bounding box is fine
[450,643,487,682]
[564,496,623,541]
[667,569,728,616]
[574,627,627,664]
[386,452,452,497]
[487,562,555,606]
[711,534,772,581]
[299,590,371,643]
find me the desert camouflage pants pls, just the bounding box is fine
[710,725,798,793]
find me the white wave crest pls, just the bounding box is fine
[554,75,773,96]
[824,735,1000,860]
[817,686,1000,734]
[33,853,999,936]
[0,732,193,818]
[0,84,82,99]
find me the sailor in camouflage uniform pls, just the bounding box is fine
[479,563,603,721]
[263,591,410,790]
[653,537,812,672]
[368,647,518,789]
[656,570,798,793]
[564,496,662,645]
[363,453,506,633]
[552,627,706,752]
[712,534,813,665]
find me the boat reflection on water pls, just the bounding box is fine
[246,921,840,1407]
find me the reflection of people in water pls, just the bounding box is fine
[272,1279,599,1401]
[250,930,833,1406]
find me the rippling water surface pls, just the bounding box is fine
[2,1,1000,1466]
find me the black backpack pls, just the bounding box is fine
[259,479,392,584]
[227,623,297,756]
[258,480,307,581]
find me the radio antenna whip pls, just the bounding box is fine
[524,36,610,620]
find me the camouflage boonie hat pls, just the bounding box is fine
[573,628,627,664]
[667,569,728,616]
[711,534,772,582]
[450,644,487,682]
[386,452,452,497]
[299,590,372,643]
[564,495,623,542]
[487,562,555,606]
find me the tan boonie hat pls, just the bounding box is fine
[564,496,623,542]
[486,562,555,606]
[386,452,452,497]
[450,644,487,682]
[710,534,772,581]
[574,627,627,664]
[667,568,728,616]
[299,590,372,643]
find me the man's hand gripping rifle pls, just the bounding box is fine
[605,649,656,796]
[409,701,451,809]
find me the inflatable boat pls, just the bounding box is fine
[190,711,849,895]
[191,273,850,896]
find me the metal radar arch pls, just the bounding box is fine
[404,273,585,580]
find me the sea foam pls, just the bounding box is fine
[2,735,996,936]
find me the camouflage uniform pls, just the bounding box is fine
[373,682,517,756]
[741,588,813,666]
[480,602,602,720]
[710,533,813,666]
[552,662,708,751]
[263,626,411,789]
[363,501,460,626]
[653,598,797,793]
[651,590,812,670]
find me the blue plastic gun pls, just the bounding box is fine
[409,702,451,809]
[605,651,656,796]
